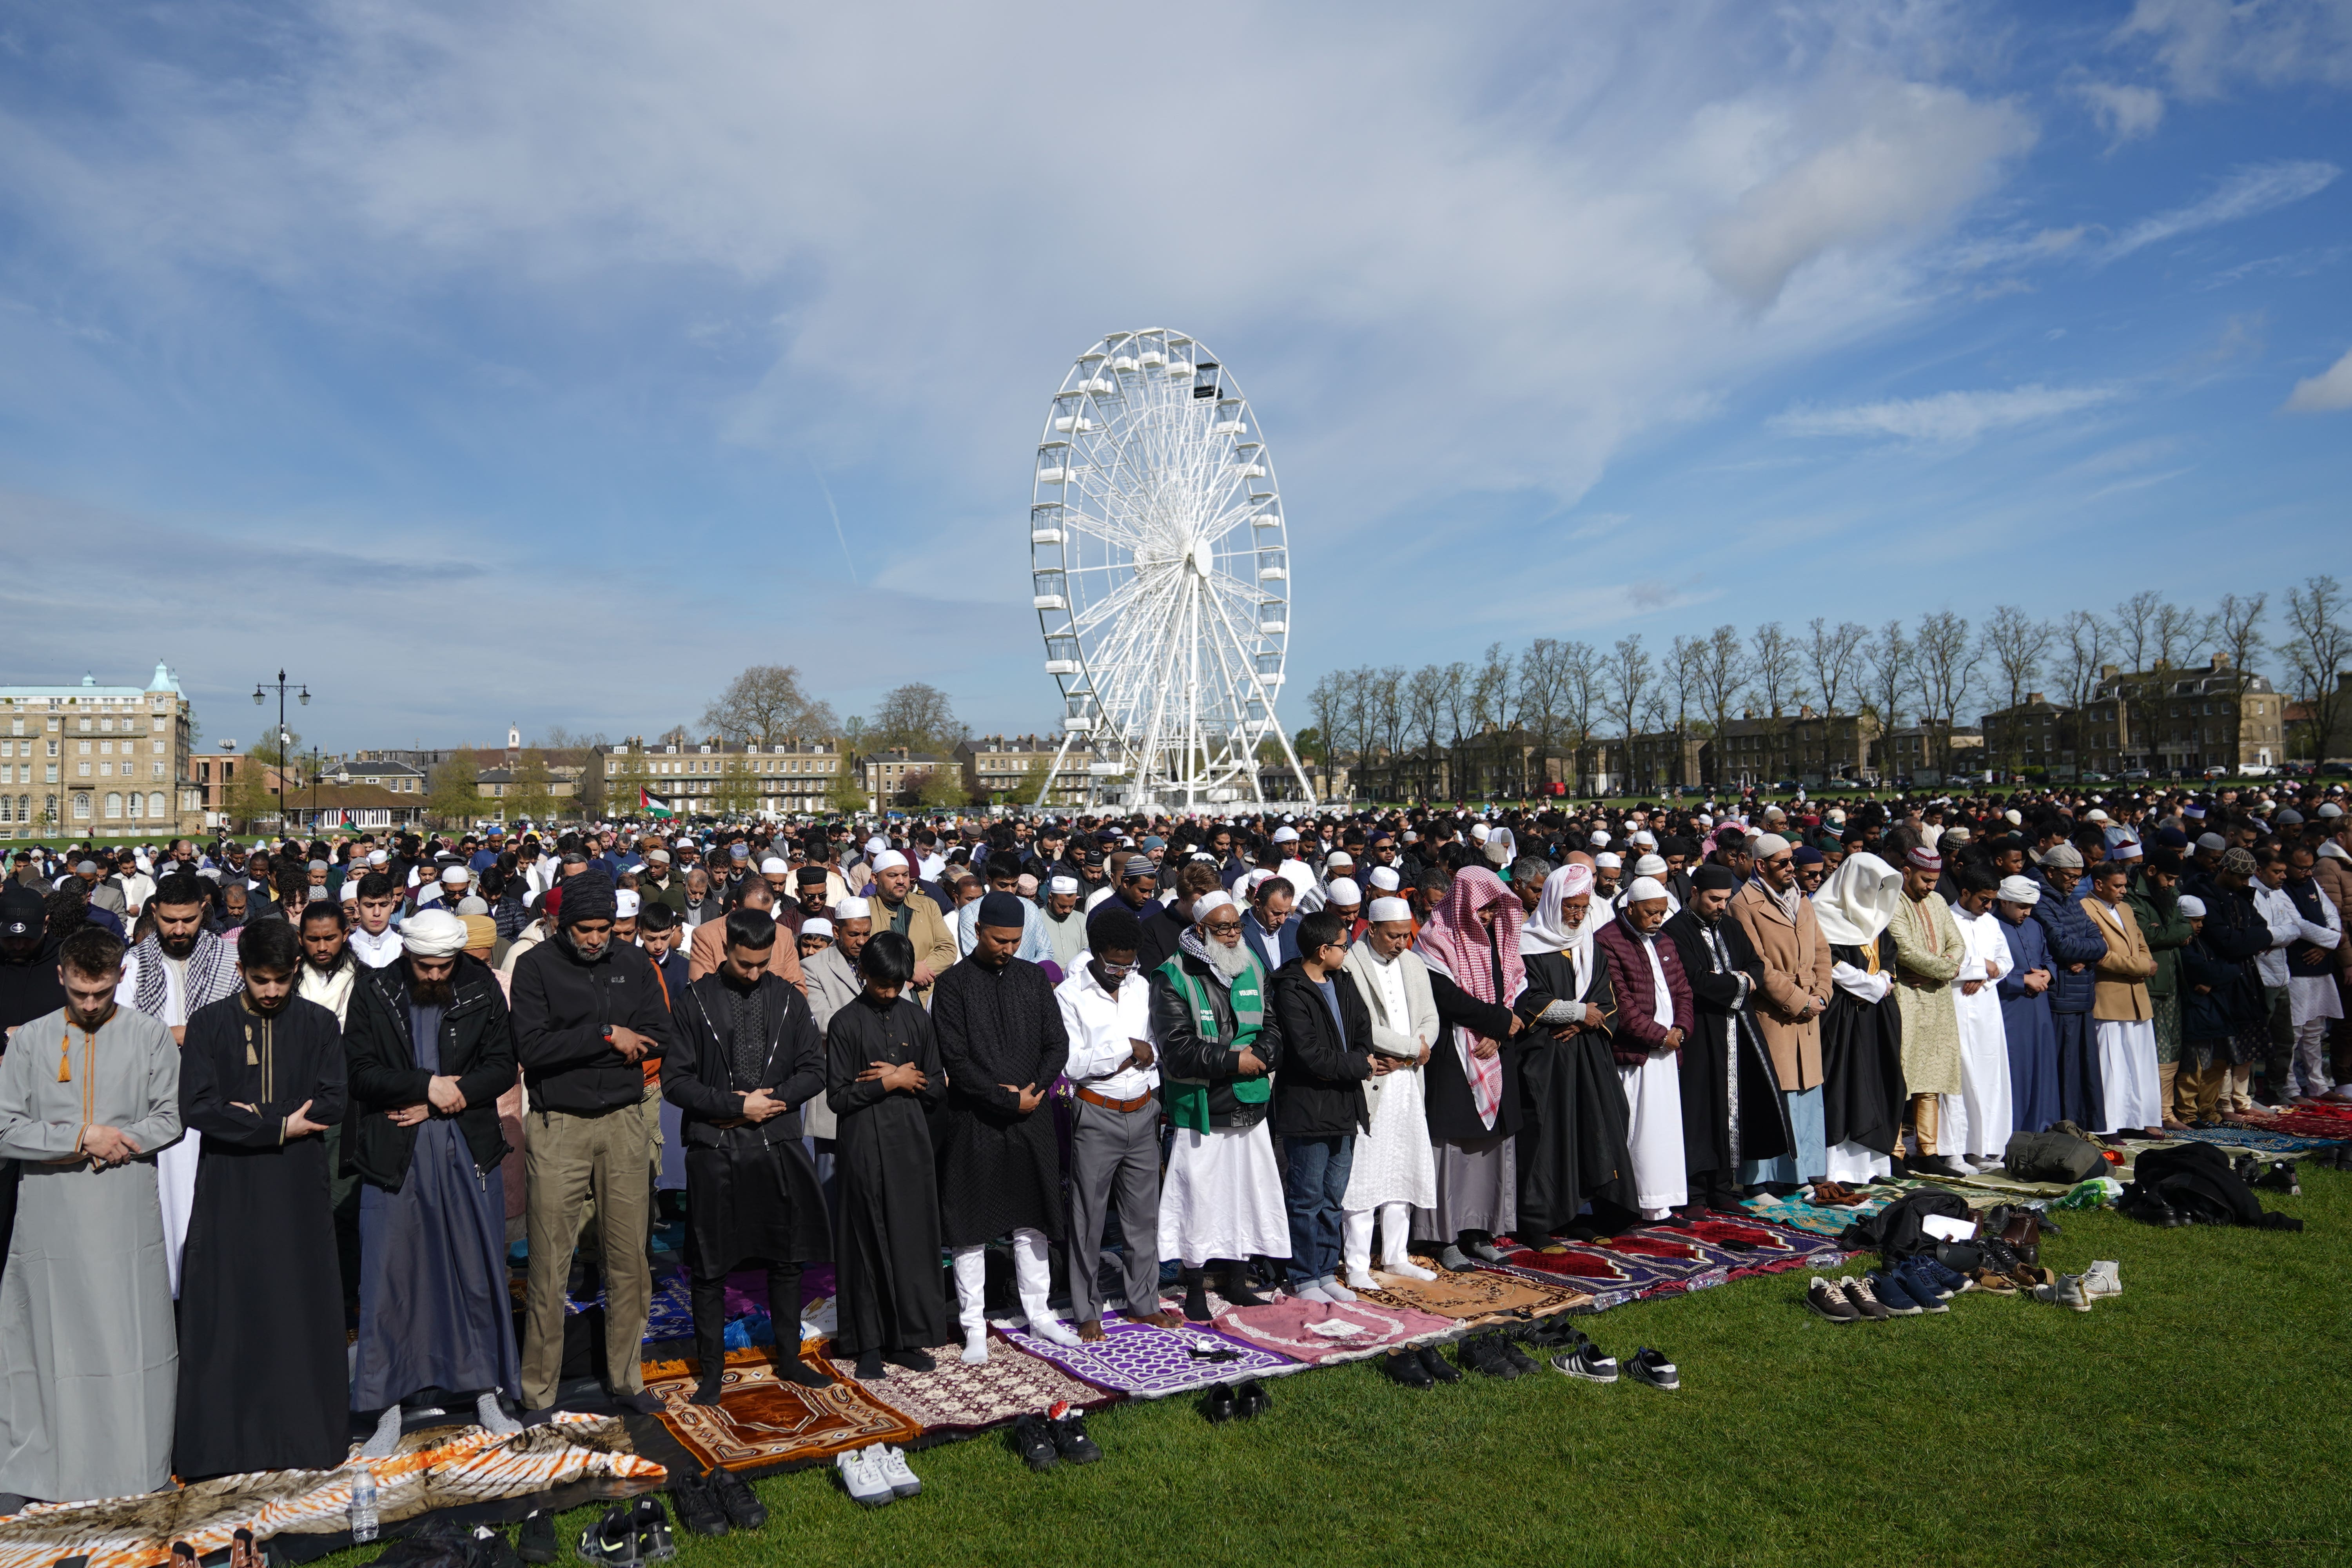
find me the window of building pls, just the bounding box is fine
[73,793,90,820]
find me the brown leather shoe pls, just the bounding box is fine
[1075,1318,1105,1342]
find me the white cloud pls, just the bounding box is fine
[2076,79,2167,144]
[2119,0,2352,98]
[2105,159,2341,260]
[2284,345,2352,411]
[1770,383,2120,442]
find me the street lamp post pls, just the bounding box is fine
[254,671,309,839]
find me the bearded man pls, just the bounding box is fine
[115,872,238,1296]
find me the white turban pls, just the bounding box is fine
[871,849,910,873]
[1048,875,1080,895]
[1560,862,1595,898]
[1192,891,1237,922]
[1626,876,1669,904]
[439,865,470,886]
[615,890,641,918]
[400,908,468,958]
[1367,896,1412,924]
[1630,830,1657,848]
[1272,826,1300,843]
[2178,895,2206,918]
[1752,833,1792,859]
[1326,877,1361,906]
[1588,831,1610,846]
[1326,851,1354,868]
[1997,875,2041,907]
[834,897,872,919]
[803,917,835,938]
[1368,866,1401,892]
[1470,824,1491,842]
[866,836,888,855]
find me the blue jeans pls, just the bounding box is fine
[1738,1084,1827,1186]
[1283,1134,1355,1285]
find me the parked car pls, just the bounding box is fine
[2121,768,2152,780]
[2203,765,2230,779]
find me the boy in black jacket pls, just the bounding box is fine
[1269,909,1381,1303]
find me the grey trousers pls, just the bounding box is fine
[1065,1096,1163,1322]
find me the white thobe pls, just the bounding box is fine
[115,951,200,1297]
[1940,907,2014,1160]
[1616,929,1687,1216]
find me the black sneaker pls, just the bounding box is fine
[707,1466,768,1531]
[1010,1412,1060,1470]
[669,1474,728,1539]
[1494,1335,1540,1375]
[1805,1277,1859,1325]
[573,1506,638,1568]
[631,1497,675,1562]
[1381,1348,1434,1388]
[1626,1347,1680,1392]
[1551,1342,1619,1383]
[1049,1406,1102,1463]
[1462,1334,1519,1380]
[1198,1384,1237,1425]
[519,1513,558,1566]
[1234,1378,1273,1419]
[1414,1344,1463,1384]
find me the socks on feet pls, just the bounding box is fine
[360,1404,404,1459]
[476,1390,521,1437]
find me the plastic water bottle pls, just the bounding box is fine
[350,1466,379,1544]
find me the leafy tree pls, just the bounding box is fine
[872,683,962,754]
[429,748,482,827]
[902,767,969,812]
[826,767,868,817]
[505,750,555,824]
[224,748,275,831]
[702,665,839,745]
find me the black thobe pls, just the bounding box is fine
[1821,936,1907,1158]
[1512,945,1637,1234]
[929,956,1069,1248]
[826,994,953,1358]
[1664,909,1791,1183]
[175,992,349,1478]
[1421,943,1525,1144]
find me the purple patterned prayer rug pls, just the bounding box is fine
[820,1335,1120,1437]
[996,1310,1301,1398]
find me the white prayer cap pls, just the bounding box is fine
[2085,808,2110,823]
[306,886,328,902]
[1471,824,1491,842]
[1367,896,1413,923]
[759,855,789,874]
[865,835,888,854]
[1193,890,1238,921]
[309,858,330,873]
[1595,852,1622,869]
[803,917,835,938]
[1589,831,1610,846]
[2195,833,2227,852]
[400,908,468,958]
[367,849,390,865]
[1327,878,1361,905]
[2321,803,2345,819]
[834,897,872,919]
[341,880,362,902]
[615,890,641,918]
[1635,854,1668,878]
[1630,830,1657,848]
[407,867,423,888]
[1997,875,2041,906]
[439,865,469,886]
[457,895,489,915]
[1368,866,1401,891]
[1272,826,1300,843]
[2178,895,2207,918]
[1626,876,1669,903]
[2005,809,2024,825]
[1049,875,1080,895]
[1752,833,1792,858]
[1326,851,1354,867]
[871,849,910,872]
[1243,867,1273,893]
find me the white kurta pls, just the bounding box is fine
[116,953,201,1298]
[1158,1122,1290,1266]
[2098,1020,2161,1131]
[1940,907,2014,1160]
[1619,1051,1688,1216]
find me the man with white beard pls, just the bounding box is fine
[1149,891,1290,1320]
[114,873,238,1296]
[1337,897,1439,1286]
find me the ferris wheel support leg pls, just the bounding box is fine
[1035,730,1078,812]
[1272,724,1317,808]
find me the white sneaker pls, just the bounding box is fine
[1318,1274,1357,1303]
[2033,1274,2093,1312]
[836,1447,893,1507]
[874,1445,921,1498]
[2081,1259,2122,1300]
[1385,1257,1439,1282]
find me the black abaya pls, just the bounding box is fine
[929,956,1069,1247]
[1511,946,1636,1233]
[175,991,349,1479]
[1664,910,1791,1185]
[1820,936,1907,1158]
[826,993,953,1358]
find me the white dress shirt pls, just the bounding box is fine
[1055,957,1157,1101]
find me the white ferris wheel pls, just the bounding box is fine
[1028,328,1316,811]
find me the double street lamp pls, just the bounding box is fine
[254,671,308,836]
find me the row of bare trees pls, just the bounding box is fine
[1304,576,2351,798]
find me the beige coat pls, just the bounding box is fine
[871,888,957,998]
[2086,893,2156,1021]
[687,914,807,993]
[1729,881,1831,1091]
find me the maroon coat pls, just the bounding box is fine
[1594,914,1695,1066]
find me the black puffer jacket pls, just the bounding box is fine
[1267,959,1373,1136]
[344,954,516,1189]
[510,928,675,1114]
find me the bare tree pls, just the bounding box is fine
[1862,619,1911,774]
[1405,663,1449,796]
[1517,640,1566,796]
[871,682,962,755]
[1695,623,1748,778]
[1668,635,1705,789]
[1373,665,1407,763]
[658,723,693,748]
[1604,635,1653,791]
[2055,610,2111,710]
[2152,600,2213,669]
[1307,670,1348,797]
[1978,605,2053,774]
[2284,575,2351,762]
[1806,618,1867,717]
[701,665,839,745]
[1912,610,1980,773]
[2112,590,2161,677]
[2212,593,2267,699]
[1748,623,1798,717]
[1468,644,1518,796]
[1439,661,1474,797]
[1561,640,1604,795]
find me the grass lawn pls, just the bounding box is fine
[325,1165,2351,1568]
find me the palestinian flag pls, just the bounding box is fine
[640,787,675,819]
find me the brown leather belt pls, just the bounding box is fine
[1076,1086,1155,1114]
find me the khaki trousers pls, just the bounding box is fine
[1906,1093,1940,1156]
[522,1103,652,1410]
[2175,1058,2228,1121]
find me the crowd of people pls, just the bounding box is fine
[0,775,2345,1514]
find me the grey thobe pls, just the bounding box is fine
[0,1008,182,1501]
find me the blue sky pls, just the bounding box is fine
[1,1,2348,753]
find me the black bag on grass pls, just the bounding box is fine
[2004,1129,2107,1185]
[2131,1141,2302,1231]
[1837,1187,1973,1258]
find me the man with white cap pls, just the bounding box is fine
[1593,877,1692,1221]
[344,906,524,1451]
[1038,874,1089,973]
[1338,895,1441,1282]
[867,850,955,1003]
[1730,835,1832,1189]
[1939,866,2014,1169]
[1992,874,2062,1133]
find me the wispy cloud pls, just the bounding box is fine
[2104,160,2340,261]
[1769,383,2121,443]
[2284,346,2352,413]
[2089,465,2193,499]
[2076,79,2165,146]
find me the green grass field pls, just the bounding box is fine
[324,1165,2351,1568]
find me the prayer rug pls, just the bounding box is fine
[1742,1185,1902,1237]
[1488,1226,1751,1301]
[819,1335,1120,1436]
[1348,1263,1593,1325]
[2176,1124,2347,1156]
[0,1416,663,1568]
[1207,1297,1458,1366]
[564,1263,697,1347]
[641,1345,918,1473]
[996,1310,1301,1399]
